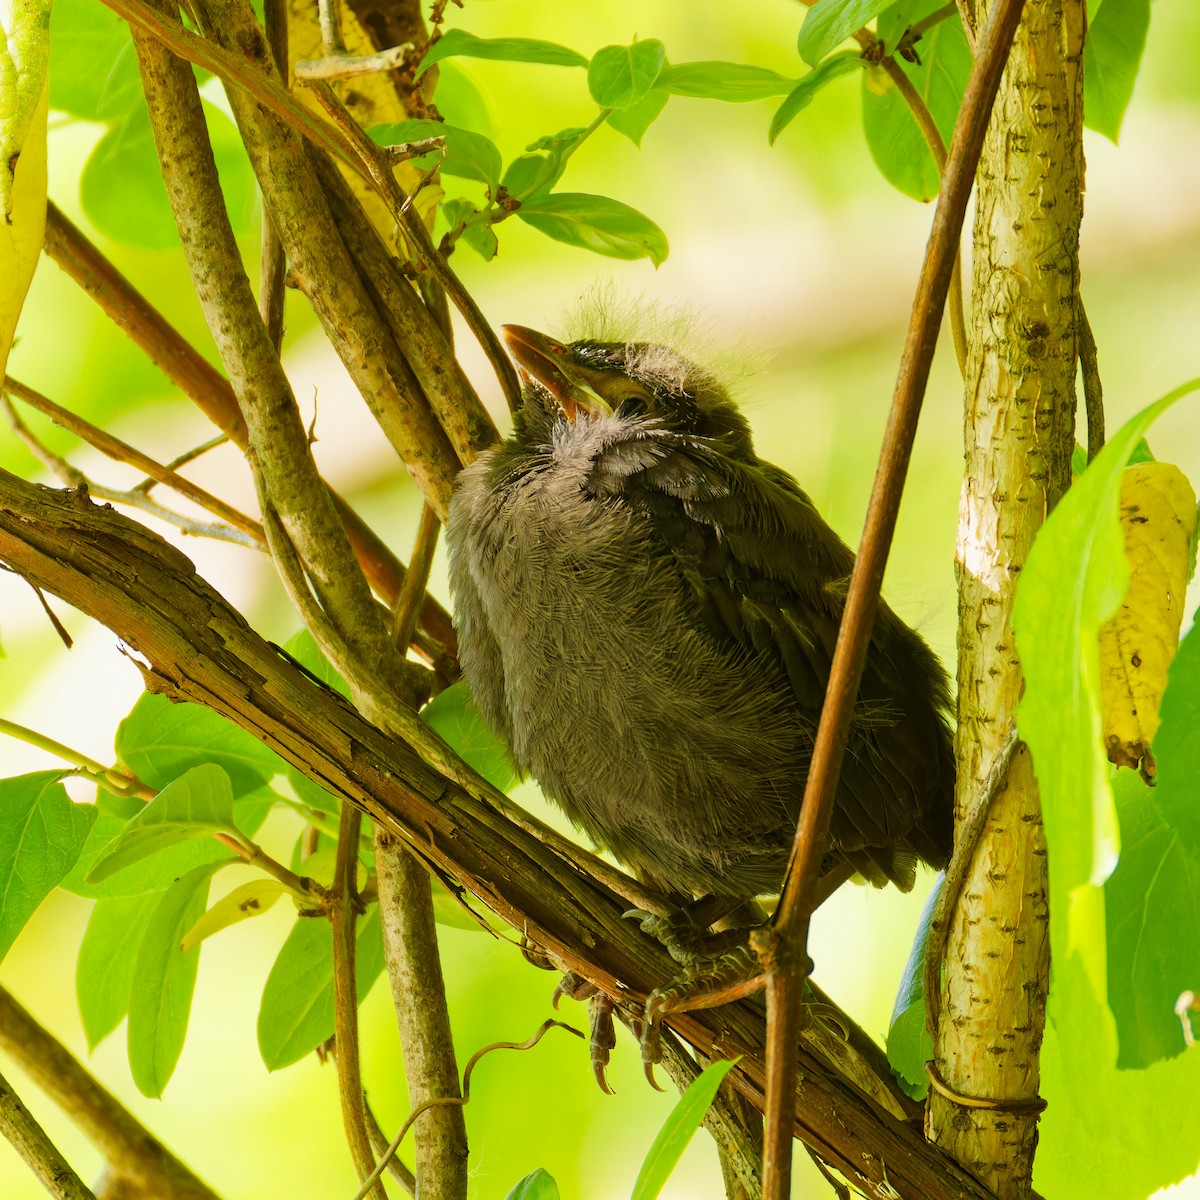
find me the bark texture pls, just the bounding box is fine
[929,1,1085,1195]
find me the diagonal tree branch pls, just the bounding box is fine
[0,471,1001,1200]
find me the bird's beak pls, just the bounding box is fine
[502,325,612,421]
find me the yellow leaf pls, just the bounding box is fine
[1099,462,1199,782]
[180,878,291,952]
[0,0,50,380]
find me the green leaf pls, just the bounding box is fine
[79,99,257,249]
[875,0,961,53]
[49,0,142,121]
[0,772,96,963]
[607,89,670,147]
[1084,0,1151,142]
[885,877,939,1097]
[655,62,798,102]
[517,193,668,266]
[282,629,350,697]
[769,51,863,144]
[1105,768,1200,1068]
[502,153,560,201]
[504,1168,560,1200]
[257,908,385,1070]
[1013,379,1200,972]
[420,682,517,792]
[86,763,240,884]
[368,119,503,189]
[460,219,499,261]
[181,877,291,952]
[587,40,665,109]
[631,1059,739,1200]
[798,0,891,65]
[63,786,271,898]
[76,892,160,1050]
[417,29,587,76]
[116,691,280,797]
[1035,942,1200,1200]
[127,863,217,1097]
[861,15,971,200]
[429,876,496,932]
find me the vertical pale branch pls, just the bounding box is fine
[928,0,1085,1195]
[374,829,469,1200]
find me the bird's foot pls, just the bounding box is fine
[553,971,620,1094]
[639,942,769,1087]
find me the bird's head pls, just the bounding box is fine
[503,324,755,457]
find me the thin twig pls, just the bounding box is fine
[923,733,1021,1042]
[364,1102,418,1196]
[1,391,258,547]
[318,0,347,54]
[4,377,264,541]
[260,0,288,352]
[331,804,383,1199]
[761,1,1029,1196]
[295,44,410,79]
[392,505,440,650]
[134,434,229,493]
[1077,296,1104,462]
[879,58,969,379]
[43,203,246,443]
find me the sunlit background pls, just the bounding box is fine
[3,0,1200,1196]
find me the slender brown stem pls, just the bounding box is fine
[331,805,384,1198]
[260,0,288,352]
[3,377,263,541]
[1078,296,1104,461]
[761,1,1029,1196]
[392,505,440,650]
[879,59,969,378]
[43,203,246,443]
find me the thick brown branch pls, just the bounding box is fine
[0,474,998,1200]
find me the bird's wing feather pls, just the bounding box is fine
[586,426,952,875]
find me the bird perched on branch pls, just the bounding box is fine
[446,321,955,922]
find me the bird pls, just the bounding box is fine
[445,322,955,920]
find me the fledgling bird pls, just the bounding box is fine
[446,324,955,914]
